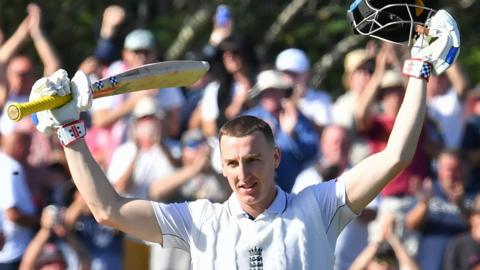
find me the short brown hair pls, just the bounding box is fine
[218,115,275,147]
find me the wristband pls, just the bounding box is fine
[56,120,86,146]
[402,59,432,81]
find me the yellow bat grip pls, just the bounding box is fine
[7,95,73,122]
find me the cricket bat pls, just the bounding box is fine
[7,60,209,121]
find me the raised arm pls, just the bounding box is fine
[0,17,30,108]
[354,44,388,132]
[446,62,470,100]
[345,77,427,213]
[26,3,61,76]
[28,70,164,245]
[344,10,460,213]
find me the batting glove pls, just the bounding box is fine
[30,69,92,136]
[404,9,460,79]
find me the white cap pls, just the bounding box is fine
[133,97,164,119]
[124,29,155,51]
[249,70,293,98]
[275,48,310,73]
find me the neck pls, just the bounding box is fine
[241,188,277,218]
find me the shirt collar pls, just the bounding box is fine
[228,186,287,218]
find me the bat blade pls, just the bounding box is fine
[7,60,209,121]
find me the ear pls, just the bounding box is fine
[273,147,281,169]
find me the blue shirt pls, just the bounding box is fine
[243,105,318,192]
[417,181,469,270]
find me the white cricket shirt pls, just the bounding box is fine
[151,179,356,269]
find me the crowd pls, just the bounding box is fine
[0,3,480,270]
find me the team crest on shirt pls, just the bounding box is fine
[249,246,263,270]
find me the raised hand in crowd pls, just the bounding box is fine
[279,98,298,136]
[350,214,420,270]
[208,4,233,47]
[26,3,61,76]
[19,205,91,270]
[100,5,126,40]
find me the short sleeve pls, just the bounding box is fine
[309,179,357,243]
[151,201,193,251]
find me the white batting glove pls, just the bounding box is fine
[30,69,92,135]
[409,10,460,75]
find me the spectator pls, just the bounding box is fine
[150,128,231,203]
[290,124,378,270]
[405,150,469,270]
[86,28,185,167]
[427,62,470,150]
[291,124,351,192]
[332,49,374,129]
[444,193,480,270]
[0,4,62,168]
[461,86,480,195]
[350,214,420,270]
[0,3,60,133]
[19,205,91,270]
[275,48,333,134]
[244,69,318,192]
[0,130,38,269]
[63,190,123,270]
[107,96,177,199]
[332,48,373,165]
[200,34,258,137]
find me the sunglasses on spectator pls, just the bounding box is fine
[184,140,205,149]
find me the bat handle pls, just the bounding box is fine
[7,94,72,122]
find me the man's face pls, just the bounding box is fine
[7,57,35,95]
[123,48,156,68]
[220,132,279,210]
[260,88,287,115]
[438,153,464,190]
[321,126,349,165]
[134,116,162,149]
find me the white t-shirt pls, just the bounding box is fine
[151,179,356,269]
[298,88,332,126]
[107,141,176,199]
[428,88,464,149]
[200,81,242,122]
[332,91,357,129]
[0,153,36,262]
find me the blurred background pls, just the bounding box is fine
[0,0,478,98]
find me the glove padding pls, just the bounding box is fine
[411,9,460,75]
[30,69,92,134]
